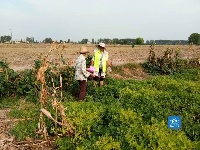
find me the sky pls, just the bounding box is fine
[0,0,200,42]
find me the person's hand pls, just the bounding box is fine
[107,66,112,73]
[109,61,112,67]
[90,73,95,77]
[86,68,90,71]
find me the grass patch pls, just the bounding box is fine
[10,119,39,141]
[8,99,40,141]
[0,96,20,108]
[8,99,40,119]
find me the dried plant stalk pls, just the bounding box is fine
[36,41,74,139]
[60,74,63,100]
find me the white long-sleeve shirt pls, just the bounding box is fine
[75,54,90,81]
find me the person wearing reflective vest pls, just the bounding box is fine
[91,43,112,86]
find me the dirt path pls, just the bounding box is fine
[0,109,15,149]
[0,109,55,150]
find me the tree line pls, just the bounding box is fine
[1,33,200,45]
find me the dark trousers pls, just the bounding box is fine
[94,69,104,81]
[78,80,87,100]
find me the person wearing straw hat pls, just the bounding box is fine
[75,46,94,101]
[91,43,112,86]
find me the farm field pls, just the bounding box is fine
[0,43,200,149]
[1,43,200,71]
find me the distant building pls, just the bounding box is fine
[14,40,22,44]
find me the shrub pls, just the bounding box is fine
[143,45,200,75]
[0,60,19,97]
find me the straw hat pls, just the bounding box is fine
[79,46,89,54]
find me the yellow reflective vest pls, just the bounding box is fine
[94,50,108,73]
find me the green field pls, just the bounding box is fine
[1,58,200,149]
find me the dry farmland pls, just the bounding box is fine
[0,43,200,71]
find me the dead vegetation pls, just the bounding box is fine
[36,41,74,142]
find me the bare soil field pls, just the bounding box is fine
[0,43,200,71]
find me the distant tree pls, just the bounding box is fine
[6,36,11,42]
[0,36,3,42]
[92,39,94,44]
[0,35,11,42]
[149,40,153,44]
[119,39,125,45]
[26,37,34,43]
[179,40,188,45]
[188,33,200,45]
[112,38,119,44]
[44,38,53,43]
[100,38,111,44]
[145,40,188,45]
[59,40,63,43]
[80,39,88,44]
[68,39,70,43]
[103,38,135,45]
[197,37,200,45]
[135,37,144,45]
